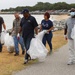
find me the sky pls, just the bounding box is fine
[0,0,75,10]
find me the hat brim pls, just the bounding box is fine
[21,11,29,14]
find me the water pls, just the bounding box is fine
[0,14,60,30]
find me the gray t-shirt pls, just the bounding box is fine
[65,17,75,39]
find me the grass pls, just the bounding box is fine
[46,29,67,51]
[53,30,67,50]
[0,30,67,75]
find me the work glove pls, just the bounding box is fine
[17,33,20,40]
[4,30,7,33]
[44,30,49,34]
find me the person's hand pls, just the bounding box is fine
[64,35,68,40]
[17,33,20,40]
[4,30,7,33]
[44,30,49,34]
[46,30,49,34]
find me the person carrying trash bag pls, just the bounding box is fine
[12,12,25,56]
[39,12,54,54]
[64,8,75,65]
[0,16,6,52]
[19,8,38,64]
[27,30,48,62]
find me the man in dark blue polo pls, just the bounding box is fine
[20,8,38,64]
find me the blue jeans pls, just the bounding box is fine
[42,32,53,51]
[23,36,33,60]
[13,36,25,54]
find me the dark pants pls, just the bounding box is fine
[0,42,2,52]
[23,36,33,60]
[42,32,53,51]
[0,33,2,52]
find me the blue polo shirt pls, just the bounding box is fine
[20,15,38,38]
[41,19,53,32]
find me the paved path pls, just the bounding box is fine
[13,44,75,75]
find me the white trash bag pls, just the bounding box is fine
[27,30,48,61]
[4,33,14,53]
[1,32,6,44]
[36,30,48,41]
[7,46,14,53]
[71,25,75,49]
[71,25,75,39]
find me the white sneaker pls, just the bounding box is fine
[24,60,28,64]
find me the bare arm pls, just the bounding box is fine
[11,21,15,32]
[64,25,67,35]
[12,27,14,32]
[39,25,42,32]
[35,27,38,35]
[3,23,6,30]
[48,26,54,32]
[19,26,22,33]
[64,25,68,40]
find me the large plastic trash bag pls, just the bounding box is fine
[27,30,48,61]
[36,30,48,41]
[4,33,14,53]
[1,32,6,44]
[71,25,75,39]
[71,25,75,49]
[7,46,14,53]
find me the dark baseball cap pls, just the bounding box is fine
[21,8,29,14]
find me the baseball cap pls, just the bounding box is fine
[21,8,29,14]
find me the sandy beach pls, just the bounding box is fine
[51,15,70,21]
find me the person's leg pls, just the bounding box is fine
[42,35,46,46]
[0,42,2,52]
[13,36,19,55]
[0,34,2,52]
[68,39,74,65]
[18,36,25,54]
[24,37,32,64]
[46,33,53,52]
[25,37,32,59]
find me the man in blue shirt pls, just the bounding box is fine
[20,8,38,64]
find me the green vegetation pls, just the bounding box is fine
[1,2,75,12]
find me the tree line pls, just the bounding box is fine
[1,2,75,12]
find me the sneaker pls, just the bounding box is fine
[48,50,52,55]
[22,51,25,55]
[14,53,19,56]
[24,60,28,64]
[67,61,73,65]
[28,56,31,61]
